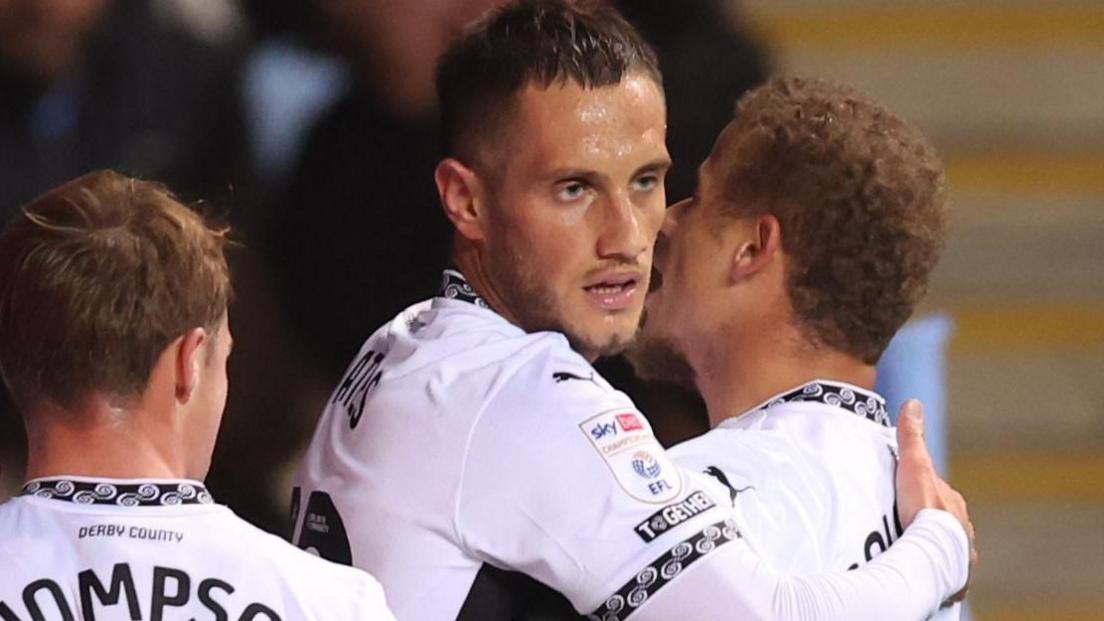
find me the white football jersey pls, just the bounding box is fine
[0,476,394,620]
[292,271,970,621]
[671,380,960,619]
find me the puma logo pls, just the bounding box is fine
[704,466,755,505]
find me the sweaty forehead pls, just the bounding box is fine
[520,74,665,132]
[499,74,668,172]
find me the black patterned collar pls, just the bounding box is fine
[438,269,490,309]
[747,380,890,427]
[21,477,214,507]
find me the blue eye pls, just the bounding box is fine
[633,175,659,192]
[557,182,587,202]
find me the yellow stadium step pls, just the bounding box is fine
[950,302,1104,354]
[739,3,1104,51]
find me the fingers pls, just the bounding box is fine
[897,400,937,472]
[899,398,925,436]
[936,478,973,540]
[893,400,979,607]
[894,400,940,528]
[896,400,934,472]
[934,477,977,604]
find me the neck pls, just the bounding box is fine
[451,240,525,329]
[24,395,188,482]
[450,241,602,362]
[694,325,876,427]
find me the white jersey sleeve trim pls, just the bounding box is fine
[587,518,743,618]
[596,508,969,621]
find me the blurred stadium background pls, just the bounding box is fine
[737,2,1104,618]
[1,1,1101,619]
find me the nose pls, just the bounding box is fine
[596,191,648,262]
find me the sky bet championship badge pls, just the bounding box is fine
[579,409,682,503]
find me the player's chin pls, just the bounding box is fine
[568,320,638,360]
[596,329,636,358]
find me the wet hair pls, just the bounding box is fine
[436,0,661,161]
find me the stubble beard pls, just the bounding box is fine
[624,308,698,390]
[491,244,636,360]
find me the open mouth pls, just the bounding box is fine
[583,274,641,311]
[584,277,637,295]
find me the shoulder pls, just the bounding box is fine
[0,498,37,559]
[392,300,626,416]
[357,299,563,379]
[777,402,899,463]
[474,331,635,433]
[219,510,392,615]
[670,428,772,486]
[0,497,22,521]
[463,342,686,505]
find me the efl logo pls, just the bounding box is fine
[616,413,643,432]
[631,450,662,479]
[579,408,682,503]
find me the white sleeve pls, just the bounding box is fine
[454,353,968,619]
[627,509,969,621]
[455,355,738,610]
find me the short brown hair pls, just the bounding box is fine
[719,77,948,364]
[0,170,231,410]
[436,0,661,160]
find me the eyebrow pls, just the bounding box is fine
[634,158,673,177]
[545,168,600,182]
[545,157,673,183]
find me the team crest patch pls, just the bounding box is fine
[631,451,662,478]
[580,409,682,504]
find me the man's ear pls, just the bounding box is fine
[435,157,486,242]
[731,214,782,282]
[174,327,208,403]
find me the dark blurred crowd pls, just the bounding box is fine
[0,0,767,532]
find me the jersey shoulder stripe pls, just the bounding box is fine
[588,519,742,620]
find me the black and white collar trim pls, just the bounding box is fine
[21,478,214,507]
[750,380,890,427]
[438,269,490,309]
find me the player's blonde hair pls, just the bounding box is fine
[0,170,231,410]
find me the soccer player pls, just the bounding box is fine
[292,2,972,619]
[0,171,394,620]
[632,77,969,615]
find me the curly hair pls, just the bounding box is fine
[719,77,948,364]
